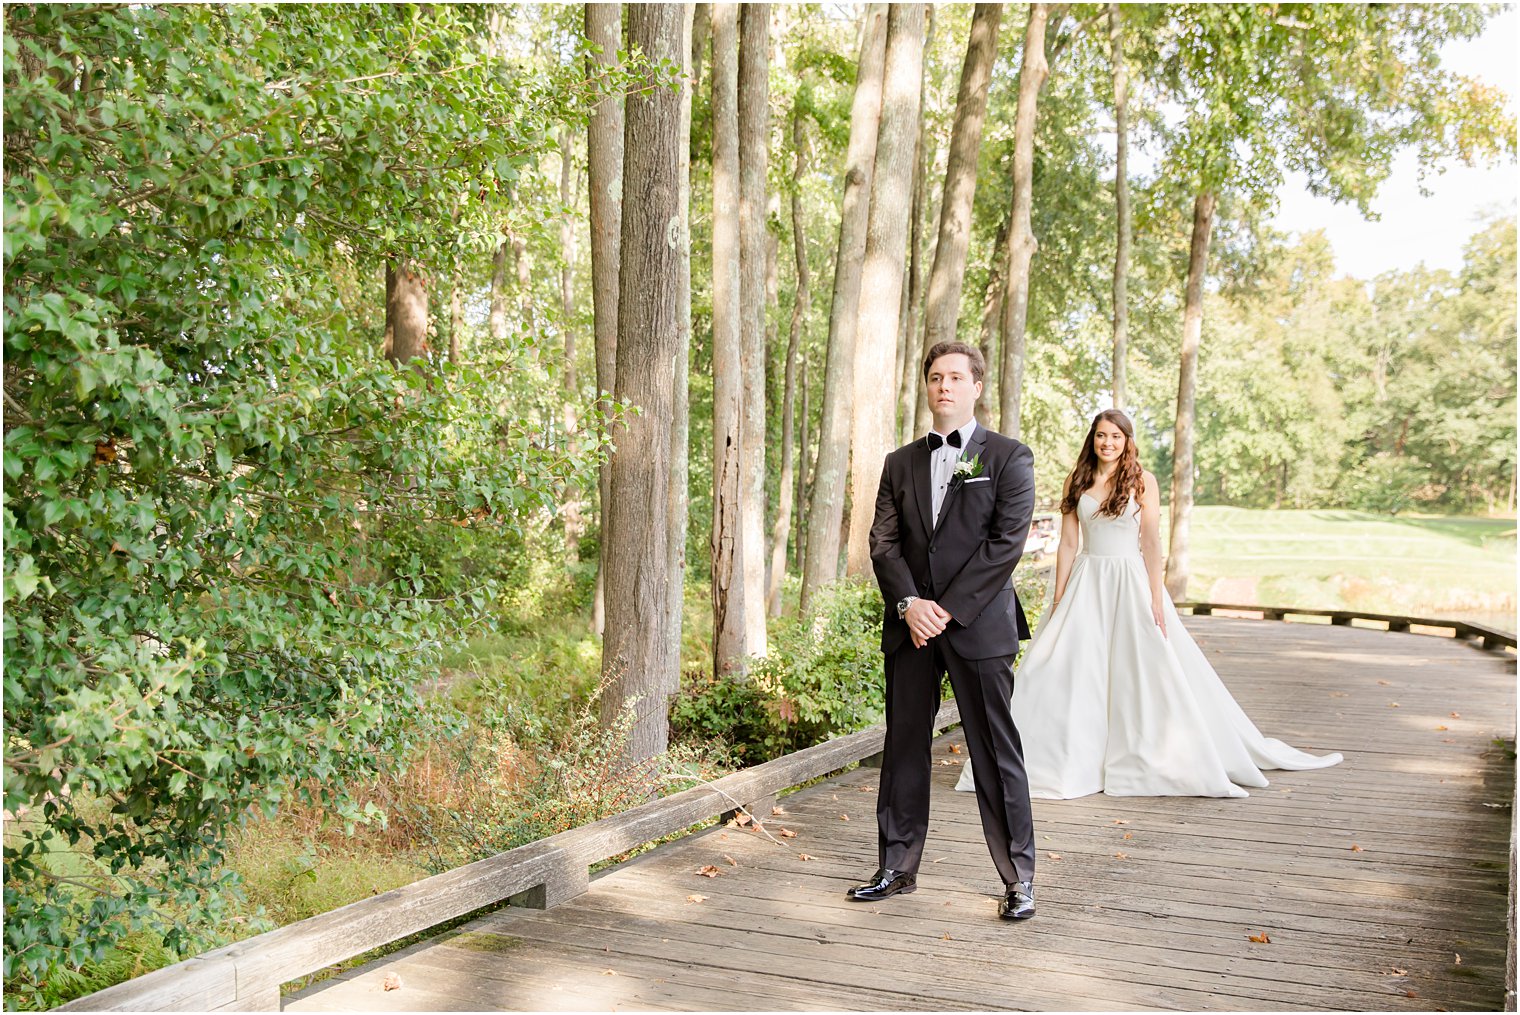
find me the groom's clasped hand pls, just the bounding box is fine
[902,597,951,649]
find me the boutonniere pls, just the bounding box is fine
[950,454,983,486]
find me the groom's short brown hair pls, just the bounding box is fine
[923,341,986,383]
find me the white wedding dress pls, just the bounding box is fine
[956,493,1341,799]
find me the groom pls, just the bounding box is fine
[848,341,1038,921]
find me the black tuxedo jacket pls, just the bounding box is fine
[869,424,1035,660]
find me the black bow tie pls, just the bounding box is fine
[927,430,963,450]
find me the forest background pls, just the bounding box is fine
[3,3,1515,1008]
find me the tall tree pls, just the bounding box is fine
[710,2,747,675]
[895,5,936,446]
[1108,2,1131,411]
[1163,191,1215,599]
[918,3,1004,379]
[667,3,695,689]
[800,3,888,612]
[384,261,428,363]
[738,3,770,654]
[845,2,926,577]
[559,125,584,560]
[996,2,1049,438]
[768,96,811,616]
[586,3,624,635]
[600,2,687,765]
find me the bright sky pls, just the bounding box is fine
[1270,6,1519,280]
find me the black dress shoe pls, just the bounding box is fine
[846,868,917,901]
[999,880,1035,920]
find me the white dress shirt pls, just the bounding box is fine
[929,418,978,527]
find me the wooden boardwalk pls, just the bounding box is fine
[284,617,1515,1012]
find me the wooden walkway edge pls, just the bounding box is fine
[284,616,1515,1012]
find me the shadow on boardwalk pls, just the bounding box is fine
[286,617,1515,1012]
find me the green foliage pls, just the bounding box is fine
[1,4,604,1001]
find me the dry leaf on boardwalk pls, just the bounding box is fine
[723,854,738,866]
[772,805,786,815]
[1455,953,1462,965]
[734,812,752,827]
[778,828,798,838]
[949,744,962,754]
[1114,852,1129,860]
[382,974,403,992]
[941,932,953,940]
[1450,711,1461,718]
[602,968,618,976]
[1389,702,1400,708]
[1122,832,1133,840]
[1350,844,1364,852]
[1435,725,1449,731]
[1113,819,1129,825]
[696,865,723,878]
[1377,679,1392,686]
[1329,691,1348,698]
[1388,966,1408,976]
[686,894,707,904]
[1248,931,1271,944]
[1405,990,1419,998]
[1047,852,1062,861]
[798,853,814,861]
[839,813,850,821]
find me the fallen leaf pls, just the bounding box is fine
[1435,725,1448,731]
[1114,852,1129,860]
[382,974,402,991]
[686,894,707,904]
[1450,711,1461,718]
[1455,953,1462,965]
[772,805,786,815]
[720,832,729,840]
[602,968,618,976]
[696,865,723,878]
[798,853,814,861]
[1329,691,1348,698]
[1047,852,1062,861]
[839,813,849,821]
[1248,931,1271,944]
[1113,819,1129,825]
[778,828,798,838]
[1350,844,1364,852]
[1389,966,1408,976]
[734,812,752,827]
[941,931,953,940]
[1122,832,1133,840]
[1377,679,1392,686]
[1389,702,1401,708]
[1405,989,1418,999]
[723,854,738,866]
[949,744,962,754]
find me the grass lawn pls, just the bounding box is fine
[1175,507,1516,632]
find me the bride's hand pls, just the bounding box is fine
[1151,597,1167,637]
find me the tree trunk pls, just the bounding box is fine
[800,3,888,613]
[997,2,1049,439]
[600,1,686,767]
[710,2,747,676]
[768,101,811,617]
[666,3,695,701]
[795,341,811,591]
[738,3,770,655]
[845,2,926,578]
[1164,190,1216,602]
[972,209,1011,428]
[919,2,1004,364]
[385,261,429,364]
[1109,2,1131,411]
[560,125,585,561]
[586,2,624,637]
[692,3,710,92]
[448,275,462,366]
[489,241,508,343]
[895,5,936,447]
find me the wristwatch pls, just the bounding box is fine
[897,596,918,619]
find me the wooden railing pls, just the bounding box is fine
[1178,601,1517,653]
[60,702,961,1012]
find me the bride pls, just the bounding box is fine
[957,409,1341,799]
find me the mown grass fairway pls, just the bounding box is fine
[1175,507,1516,631]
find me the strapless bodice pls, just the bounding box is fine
[1078,493,1142,558]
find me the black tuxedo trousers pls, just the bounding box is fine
[878,635,1036,885]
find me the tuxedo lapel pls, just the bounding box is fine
[932,424,988,536]
[911,438,934,539]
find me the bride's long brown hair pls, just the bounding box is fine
[1059,410,1145,518]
